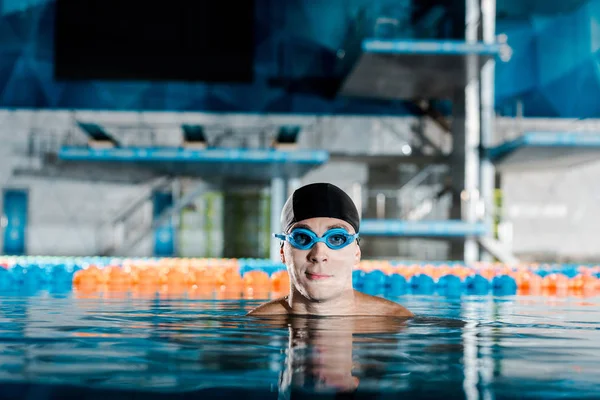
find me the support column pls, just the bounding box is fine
[270,177,287,262]
[450,0,481,263]
[171,178,182,257]
[480,0,496,261]
[287,178,302,198]
[152,190,175,257]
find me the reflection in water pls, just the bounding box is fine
[0,291,598,399]
[272,316,409,396]
[248,314,469,398]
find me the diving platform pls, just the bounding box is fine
[488,131,600,172]
[57,146,328,182]
[360,220,489,238]
[339,39,508,100]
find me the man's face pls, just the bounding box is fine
[281,217,360,301]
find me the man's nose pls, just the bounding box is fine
[307,242,329,263]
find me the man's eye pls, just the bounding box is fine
[328,234,347,246]
[293,233,311,245]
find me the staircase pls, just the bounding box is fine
[98,177,174,256]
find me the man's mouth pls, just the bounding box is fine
[306,272,333,280]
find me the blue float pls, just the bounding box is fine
[0,267,10,290]
[437,274,463,297]
[535,270,549,278]
[409,274,435,295]
[492,275,518,296]
[353,270,366,288]
[23,264,46,287]
[9,264,26,284]
[362,270,387,295]
[387,274,408,296]
[465,274,491,295]
[559,267,579,278]
[48,264,72,284]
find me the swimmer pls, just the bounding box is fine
[247,182,413,318]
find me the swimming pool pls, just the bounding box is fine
[0,288,598,399]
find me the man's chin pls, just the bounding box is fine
[301,287,340,302]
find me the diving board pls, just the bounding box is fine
[181,124,207,149]
[77,122,121,148]
[488,132,600,172]
[360,220,489,238]
[339,39,509,100]
[57,146,329,182]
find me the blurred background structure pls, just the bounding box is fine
[1,0,600,264]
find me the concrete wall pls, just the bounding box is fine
[0,110,161,256]
[502,160,600,262]
[495,117,600,262]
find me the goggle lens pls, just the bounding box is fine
[290,231,313,247]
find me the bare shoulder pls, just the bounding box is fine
[246,296,290,316]
[355,290,414,317]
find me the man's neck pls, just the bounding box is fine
[287,287,356,316]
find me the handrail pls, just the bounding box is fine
[110,182,207,256]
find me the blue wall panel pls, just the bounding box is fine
[2,189,28,255]
[494,21,538,101]
[496,0,600,118]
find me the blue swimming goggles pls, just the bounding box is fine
[273,228,359,250]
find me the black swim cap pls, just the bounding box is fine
[281,183,360,233]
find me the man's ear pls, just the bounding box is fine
[354,242,361,265]
[280,245,286,264]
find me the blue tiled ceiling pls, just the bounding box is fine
[0,0,462,114]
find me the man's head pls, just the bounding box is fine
[276,183,361,302]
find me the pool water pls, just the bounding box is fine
[0,291,599,399]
